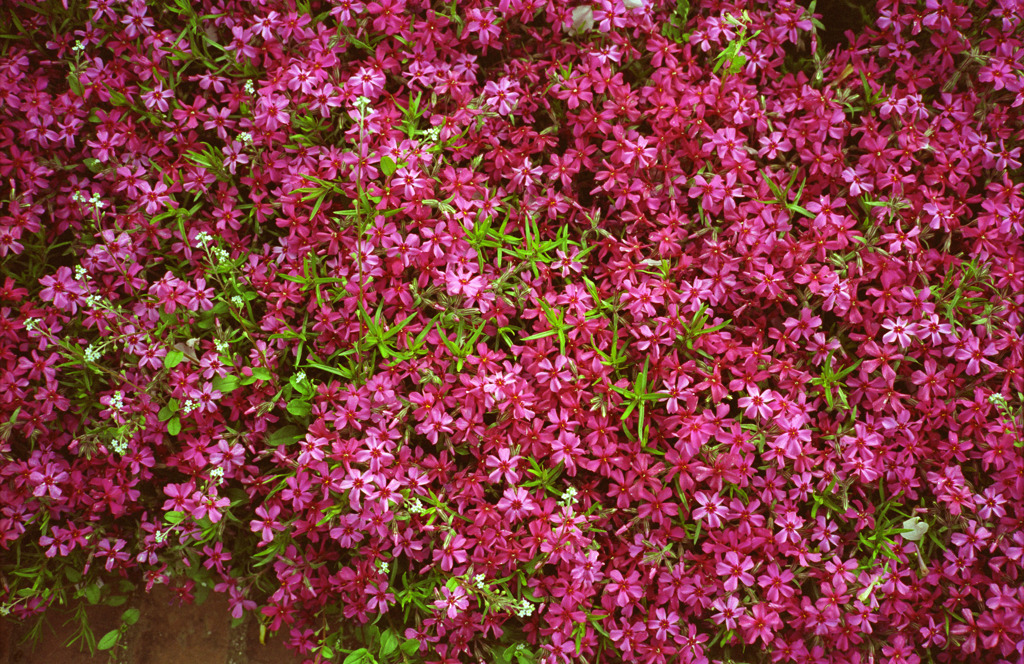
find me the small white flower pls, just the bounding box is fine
[215,339,230,354]
[230,296,244,307]
[84,344,102,362]
[244,80,255,95]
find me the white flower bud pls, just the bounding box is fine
[570,6,594,34]
[901,516,929,541]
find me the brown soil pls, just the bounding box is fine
[0,586,305,664]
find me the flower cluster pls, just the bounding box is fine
[1,0,1023,663]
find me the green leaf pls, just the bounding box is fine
[106,595,128,607]
[344,648,373,664]
[267,425,304,447]
[287,399,311,418]
[380,156,398,177]
[68,73,84,97]
[212,374,240,394]
[167,416,182,436]
[400,639,419,656]
[379,629,398,657]
[164,350,185,368]
[121,608,140,626]
[165,510,186,524]
[251,367,273,381]
[97,629,120,651]
[84,584,101,605]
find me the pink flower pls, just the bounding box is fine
[710,595,742,630]
[39,267,84,313]
[483,78,520,115]
[716,550,756,591]
[434,585,469,619]
[739,603,782,645]
[485,448,522,484]
[738,386,775,420]
[881,317,916,347]
[605,569,643,608]
[250,504,283,543]
[693,491,731,528]
[497,486,536,522]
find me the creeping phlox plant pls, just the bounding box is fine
[1,0,1023,663]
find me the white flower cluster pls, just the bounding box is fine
[154,529,168,544]
[354,96,372,118]
[211,247,230,263]
[513,598,535,618]
[182,399,198,415]
[108,391,124,412]
[293,371,307,384]
[72,40,85,54]
[472,574,487,591]
[408,498,426,514]
[215,339,230,354]
[110,438,128,455]
[239,131,253,145]
[195,231,212,247]
[988,393,1008,408]
[559,486,578,506]
[24,318,39,332]
[84,344,102,362]
[244,80,255,95]
[71,190,106,209]
[230,296,244,308]
[378,561,390,574]
[210,466,225,484]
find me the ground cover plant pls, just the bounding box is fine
[0,0,1023,662]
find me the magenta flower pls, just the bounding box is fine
[692,491,730,528]
[250,504,283,544]
[738,385,775,420]
[434,584,468,619]
[605,569,643,608]
[38,267,84,313]
[497,486,536,522]
[485,448,522,484]
[716,550,756,591]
